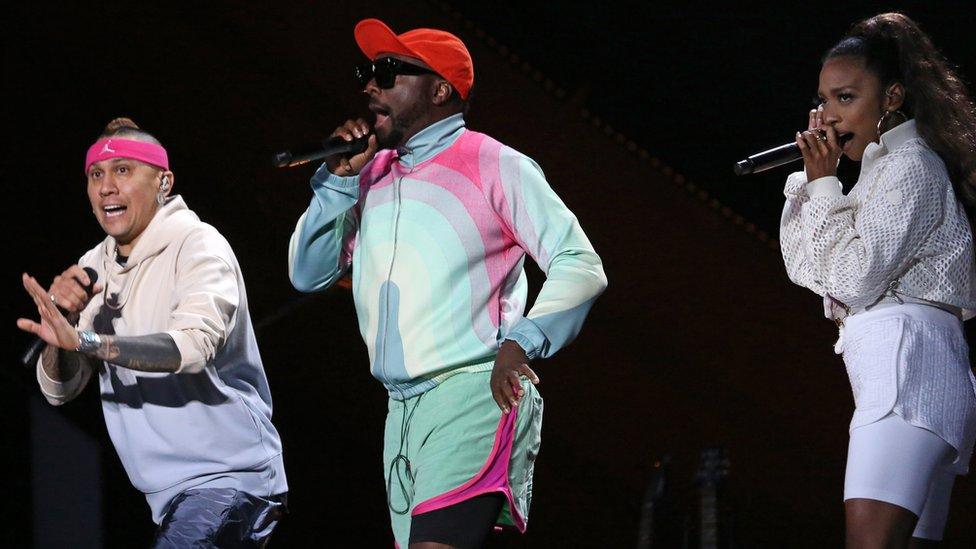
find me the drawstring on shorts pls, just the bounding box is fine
[387,392,424,515]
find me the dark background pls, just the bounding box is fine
[4,1,975,547]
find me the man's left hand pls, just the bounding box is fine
[490,340,540,414]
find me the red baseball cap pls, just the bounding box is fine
[354,18,474,99]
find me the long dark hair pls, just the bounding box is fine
[825,13,976,225]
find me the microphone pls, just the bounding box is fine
[733,131,853,175]
[272,133,372,168]
[20,267,99,366]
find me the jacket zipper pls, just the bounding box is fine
[381,176,403,386]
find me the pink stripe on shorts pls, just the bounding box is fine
[411,406,526,531]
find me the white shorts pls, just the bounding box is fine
[845,412,957,540]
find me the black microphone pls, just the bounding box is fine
[20,267,99,366]
[733,131,853,175]
[272,133,372,168]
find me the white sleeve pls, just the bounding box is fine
[36,352,93,405]
[165,232,241,374]
[797,150,947,309]
[780,171,830,295]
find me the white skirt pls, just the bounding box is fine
[841,303,976,474]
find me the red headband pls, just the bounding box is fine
[85,138,169,174]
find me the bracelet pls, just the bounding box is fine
[76,330,102,354]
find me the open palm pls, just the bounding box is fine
[17,273,81,350]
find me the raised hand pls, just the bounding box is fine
[48,265,101,320]
[797,105,842,181]
[17,273,82,350]
[326,118,379,177]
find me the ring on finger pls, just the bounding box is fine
[49,294,58,306]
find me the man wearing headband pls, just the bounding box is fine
[18,118,288,547]
[289,19,606,548]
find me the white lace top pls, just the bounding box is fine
[781,120,976,321]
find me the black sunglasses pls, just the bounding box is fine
[355,57,438,89]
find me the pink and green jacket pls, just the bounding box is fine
[289,114,607,398]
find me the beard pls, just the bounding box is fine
[377,126,403,150]
[377,100,428,150]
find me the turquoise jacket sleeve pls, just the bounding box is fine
[288,163,361,292]
[494,151,607,359]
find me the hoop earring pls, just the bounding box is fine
[877,109,908,137]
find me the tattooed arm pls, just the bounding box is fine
[20,273,182,375]
[19,230,242,378]
[87,333,182,373]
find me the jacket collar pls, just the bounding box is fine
[395,113,465,168]
[860,119,918,179]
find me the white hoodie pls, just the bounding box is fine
[37,195,287,522]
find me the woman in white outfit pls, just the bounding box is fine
[780,12,976,548]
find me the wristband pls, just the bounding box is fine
[76,331,102,354]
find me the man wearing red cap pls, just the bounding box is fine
[289,19,606,548]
